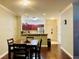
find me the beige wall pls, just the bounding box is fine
[15,16,21,40]
[45,19,57,42]
[60,4,73,56]
[0,5,17,57]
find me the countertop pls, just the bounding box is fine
[21,34,47,36]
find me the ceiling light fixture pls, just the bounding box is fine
[43,13,46,16]
[21,0,31,6]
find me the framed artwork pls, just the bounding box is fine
[21,16,45,30]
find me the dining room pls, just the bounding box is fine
[5,15,58,59]
[0,0,73,59]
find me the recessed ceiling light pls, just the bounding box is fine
[20,0,31,6]
[43,13,46,16]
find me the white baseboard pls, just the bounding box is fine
[0,51,8,59]
[61,47,73,59]
[41,45,47,47]
[51,41,59,44]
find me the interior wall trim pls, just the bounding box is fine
[60,3,72,15]
[61,47,73,59]
[0,4,15,15]
[0,51,8,59]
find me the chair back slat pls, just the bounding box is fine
[7,38,14,45]
[13,44,28,59]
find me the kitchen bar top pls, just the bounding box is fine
[21,34,47,36]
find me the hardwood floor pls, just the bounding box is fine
[41,44,71,59]
[1,44,71,59]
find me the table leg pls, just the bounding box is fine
[8,50,11,59]
[35,46,38,59]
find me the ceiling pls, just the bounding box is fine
[0,0,72,18]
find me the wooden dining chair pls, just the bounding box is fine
[7,38,14,59]
[30,39,42,59]
[37,39,42,59]
[13,44,29,59]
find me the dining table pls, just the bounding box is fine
[14,39,39,59]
